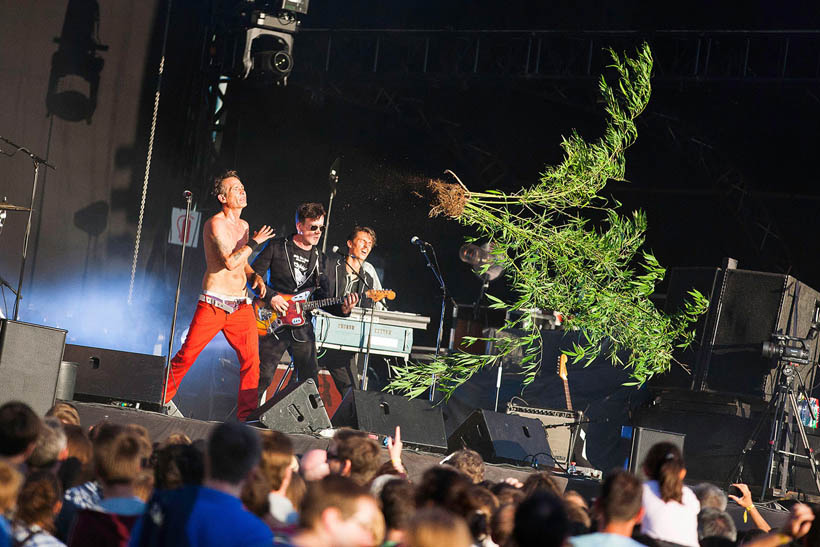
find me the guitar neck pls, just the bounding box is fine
[562,379,573,411]
[302,296,344,311]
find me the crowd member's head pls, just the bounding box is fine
[692,482,728,511]
[301,449,330,481]
[490,503,517,547]
[698,508,737,543]
[0,460,22,516]
[154,443,204,490]
[63,425,92,467]
[207,422,261,487]
[327,429,381,486]
[296,475,384,547]
[564,489,592,535]
[240,467,271,520]
[45,402,81,426]
[594,469,644,536]
[642,442,686,503]
[258,430,294,493]
[521,471,562,498]
[124,424,152,463]
[491,481,525,506]
[241,430,296,522]
[27,417,67,470]
[379,479,415,545]
[513,491,569,547]
[405,507,472,547]
[414,465,471,511]
[95,430,144,492]
[461,485,499,544]
[0,401,40,464]
[55,424,93,492]
[161,433,192,447]
[15,471,62,533]
[286,471,306,509]
[444,449,484,484]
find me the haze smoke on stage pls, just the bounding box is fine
[20,275,178,355]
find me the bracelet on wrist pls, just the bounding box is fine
[246,239,259,252]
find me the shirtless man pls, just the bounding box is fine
[163,170,274,420]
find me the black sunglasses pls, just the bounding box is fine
[308,224,325,232]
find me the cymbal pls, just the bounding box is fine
[0,201,30,212]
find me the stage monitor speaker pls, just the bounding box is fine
[249,378,332,434]
[63,345,166,409]
[449,409,555,467]
[506,404,584,466]
[331,390,448,453]
[628,426,685,479]
[0,320,67,415]
[703,270,820,399]
[653,268,820,400]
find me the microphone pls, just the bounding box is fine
[329,157,341,182]
[331,245,350,257]
[183,190,192,200]
[410,236,430,247]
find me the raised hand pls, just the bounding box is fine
[728,483,753,508]
[387,426,404,473]
[252,225,275,245]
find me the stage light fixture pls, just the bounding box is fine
[239,10,301,84]
[281,0,309,15]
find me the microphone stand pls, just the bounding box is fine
[321,160,340,254]
[417,242,449,401]
[162,191,193,411]
[337,250,377,390]
[0,136,56,321]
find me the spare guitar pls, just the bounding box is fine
[557,353,573,411]
[254,288,396,335]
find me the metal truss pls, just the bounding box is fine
[292,29,820,84]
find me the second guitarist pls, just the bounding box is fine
[251,202,358,401]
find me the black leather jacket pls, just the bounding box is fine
[251,235,345,315]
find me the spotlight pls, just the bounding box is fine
[281,0,309,15]
[239,10,300,84]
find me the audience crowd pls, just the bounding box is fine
[0,399,818,547]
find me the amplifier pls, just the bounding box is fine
[507,404,583,465]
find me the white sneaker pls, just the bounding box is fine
[165,400,185,418]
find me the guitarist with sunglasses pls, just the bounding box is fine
[251,202,358,402]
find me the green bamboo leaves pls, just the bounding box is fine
[387,44,708,400]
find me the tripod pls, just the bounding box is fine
[729,361,820,501]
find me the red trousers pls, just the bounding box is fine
[165,301,260,420]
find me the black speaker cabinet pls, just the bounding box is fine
[331,390,448,453]
[63,345,166,409]
[654,268,820,400]
[0,320,67,415]
[249,379,331,434]
[448,409,555,467]
[629,426,685,480]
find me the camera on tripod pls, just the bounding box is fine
[761,334,814,366]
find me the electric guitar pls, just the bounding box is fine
[254,288,396,335]
[557,353,573,411]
